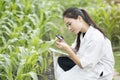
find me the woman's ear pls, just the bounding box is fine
[77,16,82,21]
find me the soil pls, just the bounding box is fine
[113,69,120,80]
[38,62,55,80]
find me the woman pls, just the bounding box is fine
[55,7,114,80]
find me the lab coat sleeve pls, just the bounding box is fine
[79,39,104,69]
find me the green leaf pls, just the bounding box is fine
[28,71,38,80]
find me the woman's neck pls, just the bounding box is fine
[81,23,89,33]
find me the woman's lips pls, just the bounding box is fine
[71,30,74,32]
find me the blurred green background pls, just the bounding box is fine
[0,0,120,80]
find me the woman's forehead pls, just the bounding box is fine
[64,17,73,23]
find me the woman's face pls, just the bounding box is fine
[64,17,83,34]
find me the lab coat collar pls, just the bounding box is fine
[82,25,95,40]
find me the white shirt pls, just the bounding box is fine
[54,26,115,80]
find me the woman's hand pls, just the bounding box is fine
[55,38,70,51]
[55,38,83,68]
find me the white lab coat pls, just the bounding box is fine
[53,26,114,80]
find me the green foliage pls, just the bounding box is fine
[0,0,62,80]
[114,52,120,74]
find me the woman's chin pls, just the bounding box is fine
[75,31,79,34]
[71,30,78,34]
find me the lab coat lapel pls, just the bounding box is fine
[81,26,95,43]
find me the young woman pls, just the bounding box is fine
[55,7,114,80]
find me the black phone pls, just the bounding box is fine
[56,34,64,41]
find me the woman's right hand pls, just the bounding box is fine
[55,38,70,51]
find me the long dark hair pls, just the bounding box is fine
[63,7,106,51]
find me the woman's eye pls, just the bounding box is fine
[68,23,71,25]
[67,23,71,27]
[66,22,71,27]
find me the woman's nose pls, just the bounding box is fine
[68,26,71,30]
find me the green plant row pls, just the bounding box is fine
[0,0,63,80]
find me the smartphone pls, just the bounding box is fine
[56,34,64,41]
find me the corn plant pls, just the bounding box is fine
[0,0,63,80]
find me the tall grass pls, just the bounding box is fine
[0,0,63,80]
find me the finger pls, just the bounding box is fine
[55,40,61,45]
[55,37,58,41]
[55,37,64,42]
[56,43,62,49]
